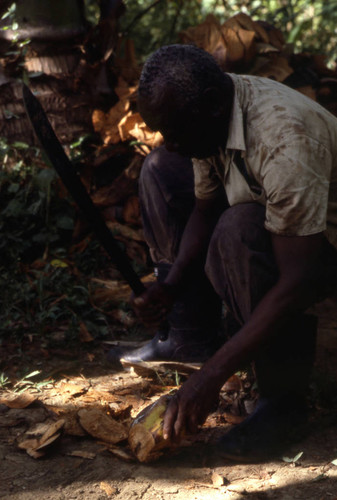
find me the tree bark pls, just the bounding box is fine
[0,0,123,145]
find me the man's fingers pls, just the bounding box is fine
[163,396,178,441]
[187,412,199,434]
[173,400,189,440]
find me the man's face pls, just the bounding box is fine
[138,90,228,159]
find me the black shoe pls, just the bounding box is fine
[107,328,220,364]
[216,397,308,462]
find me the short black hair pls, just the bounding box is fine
[138,44,229,110]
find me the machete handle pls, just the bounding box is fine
[22,84,146,297]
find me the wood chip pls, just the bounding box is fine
[0,392,37,409]
[120,359,200,379]
[17,419,65,458]
[211,471,225,487]
[67,450,96,459]
[107,445,134,462]
[100,481,118,496]
[78,408,128,444]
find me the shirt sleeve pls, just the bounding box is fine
[193,158,224,200]
[262,135,332,236]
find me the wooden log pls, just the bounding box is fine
[128,394,176,463]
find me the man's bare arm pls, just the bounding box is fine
[164,196,227,289]
[132,196,226,325]
[163,232,324,439]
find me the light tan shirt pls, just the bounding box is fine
[193,74,337,249]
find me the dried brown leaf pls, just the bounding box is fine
[123,112,163,148]
[221,28,245,62]
[224,13,269,44]
[123,195,141,225]
[179,14,223,54]
[237,28,256,63]
[256,42,281,54]
[105,221,144,242]
[222,412,245,425]
[222,374,243,392]
[92,99,130,145]
[266,27,285,51]
[254,54,293,82]
[297,86,317,101]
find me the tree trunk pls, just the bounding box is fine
[0,0,122,146]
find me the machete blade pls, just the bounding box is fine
[22,83,146,297]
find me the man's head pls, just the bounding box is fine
[138,44,234,158]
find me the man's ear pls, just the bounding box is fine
[201,87,226,117]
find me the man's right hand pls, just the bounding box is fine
[131,282,177,327]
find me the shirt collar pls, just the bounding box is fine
[223,73,246,153]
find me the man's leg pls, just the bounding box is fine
[206,203,318,460]
[114,146,223,362]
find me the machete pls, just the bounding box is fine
[22,84,146,297]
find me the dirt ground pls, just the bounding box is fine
[1,296,337,500]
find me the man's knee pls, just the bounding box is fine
[140,146,167,185]
[207,203,269,263]
[140,146,194,194]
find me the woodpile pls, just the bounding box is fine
[179,12,337,115]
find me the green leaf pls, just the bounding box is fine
[282,451,303,463]
[51,259,68,268]
[1,3,16,20]
[292,451,304,463]
[24,370,41,379]
[11,141,29,149]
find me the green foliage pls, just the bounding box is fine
[0,139,110,344]
[0,372,10,389]
[120,0,207,61]
[119,0,337,66]
[12,370,53,393]
[3,1,337,64]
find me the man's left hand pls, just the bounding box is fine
[163,369,221,441]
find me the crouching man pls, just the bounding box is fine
[119,45,337,460]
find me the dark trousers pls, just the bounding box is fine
[139,146,337,399]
